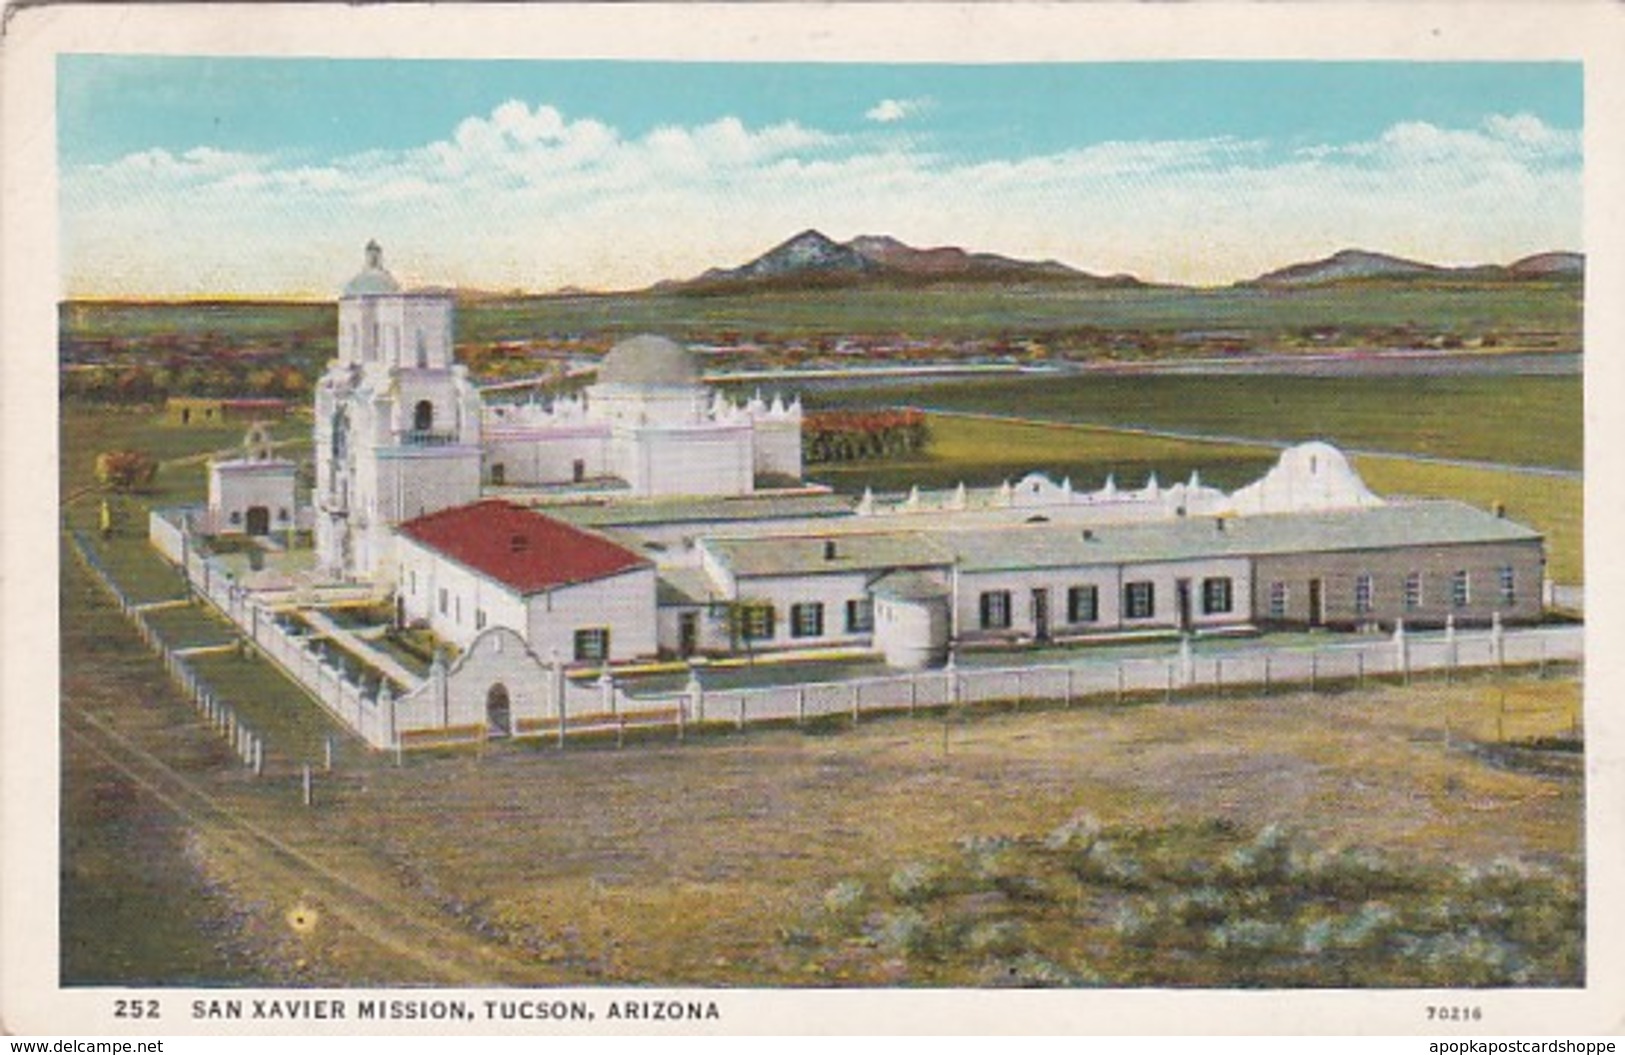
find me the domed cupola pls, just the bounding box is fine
[598,335,702,388]
[342,240,403,297]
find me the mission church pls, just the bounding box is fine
[196,242,1545,676]
[313,242,802,581]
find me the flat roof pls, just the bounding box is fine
[943,500,1541,573]
[704,531,955,579]
[543,492,856,529]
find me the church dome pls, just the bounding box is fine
[598,335,701,387]
[342,240,402,297]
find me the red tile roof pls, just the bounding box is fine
[398,500,649,595]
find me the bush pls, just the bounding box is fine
[889,861,948,905]
[822,879,867,922]
[94,449,159,492]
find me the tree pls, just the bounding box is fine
[94,449,159,493]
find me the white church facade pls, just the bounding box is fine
[314,244,802,582]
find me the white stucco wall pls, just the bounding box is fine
[207,461,297,535]
[525,566,658,665]
[953,556,1254,640]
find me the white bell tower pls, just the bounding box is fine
[314,242,483,581]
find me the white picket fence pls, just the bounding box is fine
[144,507,1584,753]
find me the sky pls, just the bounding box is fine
[57,58,1584,298]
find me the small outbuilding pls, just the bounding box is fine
[206,424,297,536]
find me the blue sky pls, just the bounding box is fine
[58,57,1583,296]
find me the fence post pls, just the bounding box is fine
[851,682,861,726]
[737,695,747,732]
[1165,662,1173,704]
[302,764,312,807]
[909,673,918,716]
[1116,661,1124,705]
[1357,651,1365,690]
[1310,651,1318,693]
[1215,658,1223,697]
[1064,666,1074,708]
[797,686,807,726]
[676,698,686,744]
[324,737,333,773]
[1263,655,1271,696]
[253,737,264,777]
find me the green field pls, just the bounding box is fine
[61,277,1581,346]
[808,372,1582,471]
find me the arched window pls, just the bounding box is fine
[413,400,434,432]
[332,408,350,461]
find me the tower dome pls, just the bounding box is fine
[598,335,701,387]
[342,239,402,297]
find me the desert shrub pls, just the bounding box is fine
[822,879,867,923]
[981,952,1103,988]
[964,920,1029,958]
[1043,811,1104,853]
[872,909,936,958]
[889,861,949,905]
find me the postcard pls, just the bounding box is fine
[3,1,1622,1038]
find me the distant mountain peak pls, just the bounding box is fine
[670,230,1140,292]
[1243,247,1582,287]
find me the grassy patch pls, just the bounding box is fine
[185,649,353,766]
[809,372,1581,471]
[812,415,1277,493]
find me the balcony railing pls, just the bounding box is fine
[401,429,460,447]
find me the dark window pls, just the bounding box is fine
[1067,585,1099,623]
[1201,577,1233,615]
[1354,574,1374,615]
[228,510,242,525]
[845,598,874,634]
[1499,566,1516,605]
[573,628,610,662]
[491,463,506,486]
[979,590,1012,630]
[413,400,434,432]
[278,507,290,522]
[475,610,486,630]
[740,604,775,641]
[1405,573,1423,611]
[438,588,448,615]
[790,602,825,639]
[1268,582,1288,619]
[1451,571,1471,608]
[1124,581,1155,620]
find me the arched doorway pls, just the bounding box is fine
[486,683,512,737]
[413,400,434,433]
[245,506,271,536]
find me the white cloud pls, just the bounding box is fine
[865,97,928,123]
[61,106,1581,296]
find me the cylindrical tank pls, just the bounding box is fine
[874,593,951,669]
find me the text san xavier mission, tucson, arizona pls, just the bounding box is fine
[191,996,721,1022]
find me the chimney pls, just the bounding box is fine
[823,539,838,560]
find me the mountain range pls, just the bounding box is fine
[1241,248,1585,288]
[634,229,1582,296]
[663,229,1145,293]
